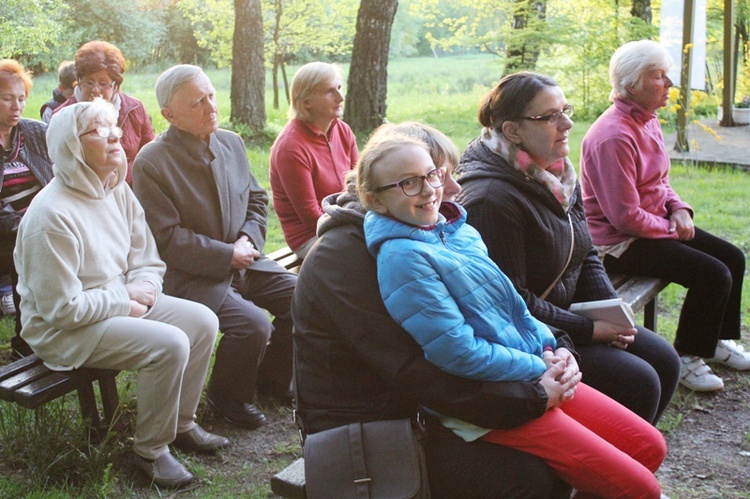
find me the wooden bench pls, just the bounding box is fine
[0,246,303,437]
[270,272,670,498]
[266,245,304,273]
[607,273,669,332]
[0,353,119,432]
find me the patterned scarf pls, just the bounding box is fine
[481,127,577,211]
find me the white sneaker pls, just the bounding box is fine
[0,294,15,316]
[707,339,750,370]
[679,355,724,392]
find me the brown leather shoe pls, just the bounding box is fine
[172,424,230,453]
[134,451,193,488]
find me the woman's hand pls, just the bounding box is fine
[125,281,157,307]
[129,300,148,317]
[592,320,637,349]
[669,208,695,241]
[539,360,583,410]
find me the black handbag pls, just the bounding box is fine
[303,418,430,499]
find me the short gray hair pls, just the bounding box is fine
[289,62,341,121]
[76,97,118,133]
[155,64,203,108]
[609,40,673,101]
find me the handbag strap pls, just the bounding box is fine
[539,213,574,301]
[349,423,371,499]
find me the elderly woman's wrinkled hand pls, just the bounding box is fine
[125,281,156,307]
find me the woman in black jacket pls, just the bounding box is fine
[293,123,575,498]
[456,72,680,425]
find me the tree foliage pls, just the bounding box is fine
[0,0,66,67]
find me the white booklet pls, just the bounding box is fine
[569,298,636,328]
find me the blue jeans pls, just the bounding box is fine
[603,227,745,358]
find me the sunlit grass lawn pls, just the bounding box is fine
[10,54,750,495]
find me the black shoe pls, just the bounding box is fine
[206,392,266,430]
[172,424,230,453]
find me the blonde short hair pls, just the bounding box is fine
[355,131,429,210]
[377,121,459,170]
[288,62,341,121]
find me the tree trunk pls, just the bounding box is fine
[631,0,652,24]
[503,0,547,75]
[343,0,398,136]
[272,0,282,110]
[231,0,266,133]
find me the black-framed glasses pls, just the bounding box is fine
[80,125,124,139]
[80,79,116,90]
[520,105,574,125]
[375,167,447,197]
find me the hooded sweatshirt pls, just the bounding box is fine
[14,103,165,370]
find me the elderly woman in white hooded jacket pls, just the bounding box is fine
[13,99,226,488]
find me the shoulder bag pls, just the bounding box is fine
[304,418,430,499]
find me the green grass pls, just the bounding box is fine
[9,54,750,496]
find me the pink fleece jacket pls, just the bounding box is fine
[269,118,358,251]
[580,98,692,245]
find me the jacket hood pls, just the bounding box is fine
[364,201,465,256]
[46,102,127,199]
[317,179,366,237]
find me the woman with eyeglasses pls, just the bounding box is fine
[14,99,226,488]
[455,71,681,426]
[56,40,154,184]
[581,40,749,393]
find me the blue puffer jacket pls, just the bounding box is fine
[364,202,556,382]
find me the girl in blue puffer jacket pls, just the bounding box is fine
[358,128,667,499]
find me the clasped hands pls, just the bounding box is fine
[540,347,582,410]
[125,281,157,317]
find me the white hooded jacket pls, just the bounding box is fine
[14,102,166,370]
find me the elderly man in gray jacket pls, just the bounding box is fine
[133,65,296,431]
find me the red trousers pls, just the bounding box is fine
[482,383,665,499]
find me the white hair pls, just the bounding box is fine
[155,64,204,108]
[609,40,673,101]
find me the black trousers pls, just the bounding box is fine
[1,239,30,357]
[604,227,745,358]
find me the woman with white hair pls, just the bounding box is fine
[581,39,748,392]
[269,62,358,258]
[14,99,227,488]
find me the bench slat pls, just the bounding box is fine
[614,276,668,313]
[0,364,55,401]
[14,372,77,409]
[271,457,306,499]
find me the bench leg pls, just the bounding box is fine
[98,375,119,427]
[644,296,658,332]
[76,382,102,428]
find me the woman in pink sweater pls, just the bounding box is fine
[269,62,358,258]
[581,40,748,393]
